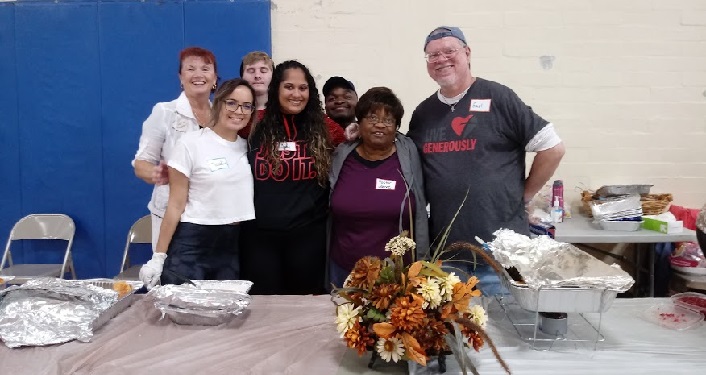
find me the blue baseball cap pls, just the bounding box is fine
[424,26,467,50]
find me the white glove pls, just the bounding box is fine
[139,252,167,290]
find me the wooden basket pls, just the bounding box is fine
[580,191,672,217]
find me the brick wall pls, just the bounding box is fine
[271,0,706,207]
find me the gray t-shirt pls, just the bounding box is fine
[407,78,549,260]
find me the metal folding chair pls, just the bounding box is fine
[114,215,151,281]
[0,214,77,283]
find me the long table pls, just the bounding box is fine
[1,295,704,374]
[554,215,697,296]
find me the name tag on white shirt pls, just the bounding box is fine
[376,178,396,190]
[173,116,190,131]
[277,142,297,152]
[207,157,229,172]
[470,99,492,112]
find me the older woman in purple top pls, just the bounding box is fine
[328,87,429,288]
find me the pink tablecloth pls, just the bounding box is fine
[0,294,351,375]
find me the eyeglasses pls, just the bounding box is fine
[224,99,254,113]
[424,47,463,63]
[363,114,396,127]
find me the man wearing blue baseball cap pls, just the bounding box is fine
[406,26,566,295]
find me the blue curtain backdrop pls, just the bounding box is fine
[0,0,271,278]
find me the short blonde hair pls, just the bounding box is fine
[240,51,273,75]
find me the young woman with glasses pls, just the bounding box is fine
[140,79,257,289]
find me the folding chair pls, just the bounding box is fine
[115,214,151,281]
[0,214,77,283]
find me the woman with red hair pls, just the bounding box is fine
[133,47,218,250]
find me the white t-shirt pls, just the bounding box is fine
[133,92,206,216]
[168,128,255,225]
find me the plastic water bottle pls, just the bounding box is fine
[552,197,564,223]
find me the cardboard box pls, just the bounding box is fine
[642,217,683,234]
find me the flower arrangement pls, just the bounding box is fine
[332,231,511,374]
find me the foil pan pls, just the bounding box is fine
[595,184,653,197]
[0,278,140,348]
[589,195,642,221]
[490,229,634,291]
[150,280,253,325]
[499,270,620,313]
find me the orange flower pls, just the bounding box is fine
[344,321,375,355]
[467,331,484,352]
[348,256,382,290]
[390,294,426,331]
[414,317,449,354]
[370,283,400,310]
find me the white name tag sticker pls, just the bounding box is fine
[207,157,229,172]
[277,142,297,152]
[375,178,396,190]
[469,99,492,112]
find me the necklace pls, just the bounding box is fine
[437,78,476,112]
[192,107,210,127]
[438,90,466,112]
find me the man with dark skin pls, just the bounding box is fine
[323,76,358,129]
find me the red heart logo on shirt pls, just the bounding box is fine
[451,115,473,136]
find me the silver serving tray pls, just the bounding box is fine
[162,302,250,326]
[151,280,252,326]
[596,184,652,197]
[500,269,619,313]
[83,279,142,331]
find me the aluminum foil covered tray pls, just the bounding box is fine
[489,229,635,313]
[0,278,141,348]
[150,280,253,326]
